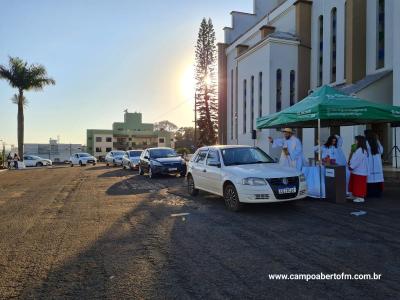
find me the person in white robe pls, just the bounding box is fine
[365,130,384,197]
[348,136,369,202]
[268,128,305,171]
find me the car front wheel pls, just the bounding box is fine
[138,165,144,175]
[223,183,243,212]
[187,174,199,196]
[36,162,43,167]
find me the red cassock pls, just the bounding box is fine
[349,174,367,198]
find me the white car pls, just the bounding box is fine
[187,145,307,211]
[70,153,97,166]
[122,150,143,170]
[105,150,126,167]
[23,155,52,167]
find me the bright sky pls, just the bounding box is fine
[0,0,252,146]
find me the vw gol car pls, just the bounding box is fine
[138,147,186,178]
[187,145,307,211]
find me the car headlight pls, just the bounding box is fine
[241,177,267,186]
[299,174,306,182]
[151,160,162,167]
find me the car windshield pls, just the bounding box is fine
[221,147,274,166]
[129,150,142,157]
[30,156,41,160]
[150,148,178,159]
[79,153,91,157]
[113,151,126,156]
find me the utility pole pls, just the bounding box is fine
[0,139,5,168]
[194,92,197,149]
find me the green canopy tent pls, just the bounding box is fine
[257,85,400,160]
[257,85,400,129]
[256,85,400,198]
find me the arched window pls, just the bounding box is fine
[258,72,263,118]
[290,70,295,106]
[243,79,247,134]
[318,15,324,86]
[377,0,385,69]
[276,69,282,112]
[250,76,255,132]
[331,8,337,83]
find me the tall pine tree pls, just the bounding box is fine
[195,18,218,147]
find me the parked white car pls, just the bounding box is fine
[23,155,52,167]
[69,153,97,166]
[187,145,307,211]
[122,150,143,170]
[105,151,126,167]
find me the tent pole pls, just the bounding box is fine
[318,118,322,200]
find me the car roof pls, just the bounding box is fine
[197,145,253,151]
[147,147,173,151]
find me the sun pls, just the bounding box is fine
[181,65,195,101]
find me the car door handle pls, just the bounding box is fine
[202,169,207,172]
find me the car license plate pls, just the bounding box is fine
[278,186,296,194]
[169,168,178,171]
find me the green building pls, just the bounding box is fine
[87,112,174,159]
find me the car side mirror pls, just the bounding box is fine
[208,161,221,168]
[144,156,149,160]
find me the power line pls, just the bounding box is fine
[152,99,191,122]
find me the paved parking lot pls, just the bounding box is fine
[0,165,399,299]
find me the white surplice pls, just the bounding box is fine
[366,141,384,183]
[272,136,305,171]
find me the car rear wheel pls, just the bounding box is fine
[223,183,243,212]
[187,174,199,196]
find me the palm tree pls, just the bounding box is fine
[0,56,55,158]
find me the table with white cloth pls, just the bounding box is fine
[301,166,326,198]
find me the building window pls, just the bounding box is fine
[250,76,255,132]
[159,138,165,143]
[106,147,112,152]
[235,66,238,139]
[243,79,247,134]
[290,70,295,106]
[276,69,282,112]
[377,0,385,69]
[318,15,323,86]
[258,72,263,118]
[106,137,112,142]
[331,8,337,83]
[96,137,102,142]
[95,147,102,153]
[230,69,234,140]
